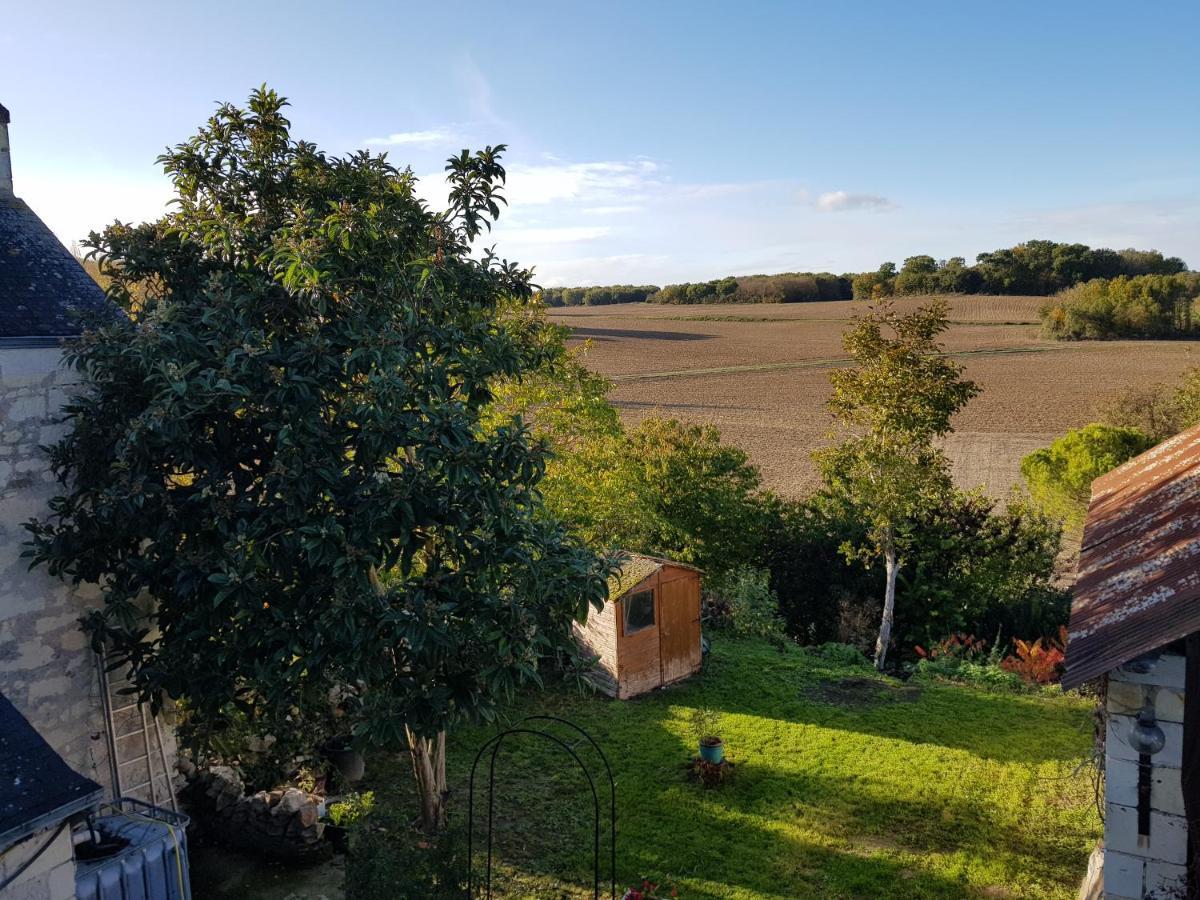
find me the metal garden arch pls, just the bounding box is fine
[467,716,616,899]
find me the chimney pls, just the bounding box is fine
[0,103,12,198]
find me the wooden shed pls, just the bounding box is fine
[574,553,703,699]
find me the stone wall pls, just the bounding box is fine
[0,825,76,900]
[1103,652,1188,899]
[0,345,115,796]
[182,766,327,858]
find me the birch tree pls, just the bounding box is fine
[815,299,978,669]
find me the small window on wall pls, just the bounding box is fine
[623,589,655,635]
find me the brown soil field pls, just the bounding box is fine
[550,297,1200,498]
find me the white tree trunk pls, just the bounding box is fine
[407,726,448,832]
[874,541,898,671]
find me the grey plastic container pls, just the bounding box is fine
[74,798,192,900]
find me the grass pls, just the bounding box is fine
[359,638,1100,899]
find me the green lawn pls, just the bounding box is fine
[362,638,1099,899]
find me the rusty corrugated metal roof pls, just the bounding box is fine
[1061,421,1200,689]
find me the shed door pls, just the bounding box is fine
[658,575,700,684]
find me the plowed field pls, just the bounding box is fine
[550,297,1200,497]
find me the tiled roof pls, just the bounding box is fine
[0,690,103,850]
[0,197,110,340]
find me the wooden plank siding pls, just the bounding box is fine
[576,558,703,700]
[573,597,620,697]
[616,571,662,700]
[658,571,702,686]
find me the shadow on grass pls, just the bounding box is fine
[364,713,1089,897]
[355,639,1096,898]
[684,640,1094,766]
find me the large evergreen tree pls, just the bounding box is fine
[27,88,608,830]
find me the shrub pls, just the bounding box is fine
[704,566,783,639]
[1000,628,1067,685]
[1040,274,1199,340]
[1101,366,1200,442]
[327,791,375,828]
[1021,424,1155,527]
[912,655,1025,692]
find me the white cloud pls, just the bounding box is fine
[504,160,660,207]
[815,190,895,212]
[364,128,461,147]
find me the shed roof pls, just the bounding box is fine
[1061,421,1200,689]
[0,691,103,850]
[0,197,110,343]
[607,552,701,601]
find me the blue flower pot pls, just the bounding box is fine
[698,739,724,764]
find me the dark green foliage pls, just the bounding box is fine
[1021,423,1156,527]
[26,88,609,758]
[1040,273,1200,339]
[757,491,1067,658]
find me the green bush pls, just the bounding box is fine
[911,656,1026,692]
[1040,274,1200,339]
[705,566,784,639]
[327,791,375,828]
[1021,423,1155,527]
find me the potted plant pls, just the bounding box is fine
[690,706,724,764]
[321,735,365,784]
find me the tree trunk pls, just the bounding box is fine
[407,726,448,832]
[874,540,898,671]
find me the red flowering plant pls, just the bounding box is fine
[913,632,989,662]
[1001,627,1067,685]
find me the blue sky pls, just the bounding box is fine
[3,1,1198,284]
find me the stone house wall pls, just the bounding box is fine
[1103,651,1188,899]
[0,345,114,793]
[0,825,76,900]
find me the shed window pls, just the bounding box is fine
[623,589,655,634]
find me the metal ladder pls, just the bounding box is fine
[95,650,177,812]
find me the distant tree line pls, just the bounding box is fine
[854,241,1188,300]
[538,284,660,306]
[656,272,854,303]
[536,240,1189,311]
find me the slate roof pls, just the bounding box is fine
[1062,422,1200,689]
[0,196,110,342]
[607,552,701,601]
[0,690,103,850]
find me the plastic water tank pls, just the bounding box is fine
[74,798,191,900]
